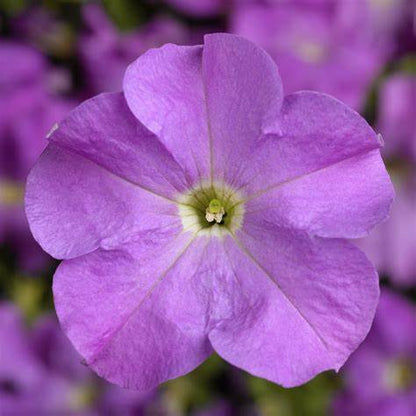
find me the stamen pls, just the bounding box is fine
[205,199,225,223]
[177,180,245,237]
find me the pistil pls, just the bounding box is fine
[177,180,245,237]
[205,199,225,223]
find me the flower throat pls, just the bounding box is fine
[177,181,245,237]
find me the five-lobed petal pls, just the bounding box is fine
[25,33,394,390]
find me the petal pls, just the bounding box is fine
[208,224,379,387]
[53,232,213,391]
[370,289,416,357]
[0,41,46,88]
[0,303,44,388]
[202,33,283,185]
[31,316,90,381]
[48,92,188,198]
[124,43,210,183]
[238,91,385,194]
[26,143,178,259]
[246,149,394,239]
[123,34,284,185]
[333,393,416,416]
[240,91,394,238]
[358,178,416,286]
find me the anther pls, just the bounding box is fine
[205,199,225,223]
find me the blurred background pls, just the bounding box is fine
[0,0,415,415]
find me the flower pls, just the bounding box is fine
[0,302,86,414]
[10,6,75,59]
[230,1,387,110]
[0,42,72,272]
[333,289,416,416]
[378,74,416,163]
[357,174,416,287]
[193,400,234,416]
[356,73,416,287]
[26,33,393,390]
[336,0,412,55]
[0,302,155,414]
[79,4,190,94]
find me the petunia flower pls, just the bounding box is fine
[0,41,72,272]
[356,74,416,287]
[0,302,155,414]
[193,400,234,416]
[26,33,393,390]
[333,289,416,416]
[230,1,387,110]
[10,6,75,59]
[0,302,89,414]
[357,174,416,288]
[79,4,190,94]
[377,74,416,163]
[336,0,412,56]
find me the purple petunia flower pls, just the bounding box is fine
[333,289,416,416]
[0,302,155,414]
[26,34,393,390]
[336,0,413,56]
[0,302,90,414]
[10,6,75,60]
[356,73,415,287]
[0,41,72,271]
[230,1,387,110]
[79,4,190,94]
[193,400,234,416]
[357,175,416,288]
[378,74,416,163]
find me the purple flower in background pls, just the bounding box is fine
[0,303,154,414]
[0,42,72,272]
[79,4,190,94]
[378,74,416,162]
[336,0,412,55]
[193,400,234,416]
[357,176,416,287]
[11,7,75,59]
[0,302,89,414]
[333,289,416,416]
[35,316,157,415]
[230,1,387,110]
[26,34,393,390]
[357,73,415,287]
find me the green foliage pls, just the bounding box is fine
[102,0,146,30]
[248,372,341,416]
[0,0,28,16]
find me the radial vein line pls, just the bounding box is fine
[201,61,215,186]
[52,141,179,204]
[89,233,198,364]
[223,243,246,295]
[231,232,329,350]
[187,127,205,189]
[234,146,378,207]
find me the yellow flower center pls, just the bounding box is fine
[0,180,24,206]
[384,358,415,392]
